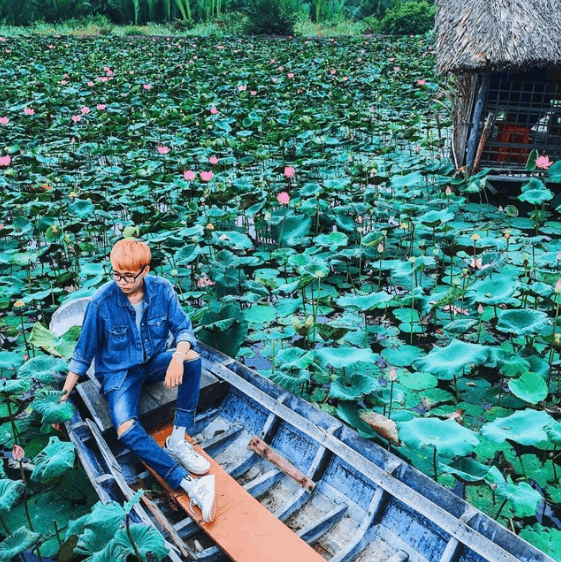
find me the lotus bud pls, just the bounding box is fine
[377,243,384,253]
[490,483,498,491]
[12,444,24,461]
[557,252,561,261]
[14,300,25,308]
[498,206,504,212]
[470,233,480,242]
[389,367,397,381]
[445,186,452,196]
[555,279,561,294]
[554,333,561,345]
[477,304,483,315]
[409,256,416,264]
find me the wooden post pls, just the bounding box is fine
[466,73,490,175]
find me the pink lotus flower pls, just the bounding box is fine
[0,117,8,124]
[12,444,25,462]
[210,107,218,115]
[417,79,426,86]
[284,166,295,178]
[330,69,336,75]
[277,192,290,205]
[58,80,67,85]
[183,170,195,180]
[158,146,170,154]
[197,273,215,287]
[389,57,395,62]
[393,67,401,72]
[129,70,135,75]
[72,115,81,122]
[287,73,294,79]
[0,155,11,166]
[270,59,275,64]
[87,81,94,86]
[144,84,152,90]
[250,91,257,96]
[237,85,247,91]
[24,108,35,115]
[536,155,553,169]
[81,107,90,114]
[98,76,109,82]
[96,104,106,110]
[278,66,284,72]
[209,156,218,165]
[200,171,214,182]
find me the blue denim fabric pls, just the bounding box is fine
[68,275,196,393]
[107,351,202,489]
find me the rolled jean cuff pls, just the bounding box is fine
[174,408,196,432]
[165,463,189,489]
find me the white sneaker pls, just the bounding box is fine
[165,437,211,475]
[189,475,216,523]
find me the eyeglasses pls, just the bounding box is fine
[111,266,146,284]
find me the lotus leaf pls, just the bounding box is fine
[243,305,277,326]
[359,411,399,444]
[271,369,310,393]
[213,231,254,250]
[465,275,517,305]
[508,372,548,405]
[329,373,380,401]
[381,344,425,367]
[520,524,561,560]
[0,378,31,396]
[0,479,25,515]
[28,323,81,359]
[545,419,561,445]
[68,199,96,219]
[337,291,393,311]
[439,457,490,483]
[0,351,24,372]
[496,309,549,336]
[398,417,479,458]
[314,232,348,250]
[18,355,67,384]
[31,390,75,425]
[441,319,478,335]
[196,303,248,358]
[481,408,553,446]
[486,466,541,517]
[335,402,378,440]
[414,339,490,380]
[31,436,76,483]
[0,527,41,562]
[315,347,378,369]
[113,524,168,562]
[275,348,314,371]
[417,209,455,228]
[397,371,438,391]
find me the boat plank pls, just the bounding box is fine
[147,426,326,562]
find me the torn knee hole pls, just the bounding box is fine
[117,419,134,437]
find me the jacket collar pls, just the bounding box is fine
[115,275,154,307]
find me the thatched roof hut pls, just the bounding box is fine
[435,1,561,177]
[435,0,561,74]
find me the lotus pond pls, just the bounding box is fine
[1,32,561,561]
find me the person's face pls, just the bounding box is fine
[111,264,150,294]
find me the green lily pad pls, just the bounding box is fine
[329,373,380,401]
[520,524,561,560]
[414,339,490,379]
[481,408,553,446]
[398,417,479,459]
[244,305,277,326]
[18,355,68,384]
[315,346,378,369]
[466,275,517,305]
[486,466,541,517]
[508,371,548,404]
[0,479,25,515]
[113,524,169,562]
[337,291,393,311]
[0,527,41,562]
[31,436,76,483]
[381,344,426,367]
[439,457,490,483]
[397,371,437,391]
[496,309,549,337]
[31,390,75,425]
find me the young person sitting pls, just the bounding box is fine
[57,238,216,522]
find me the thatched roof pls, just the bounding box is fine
[435,0,561,74]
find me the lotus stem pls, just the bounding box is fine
[494,498,508,521]
[388,379,394,420]
[551,446,558,482]
[548,298,560,367]
[53,520,62,546]
[433,447,438,483]
[126,513,142,562]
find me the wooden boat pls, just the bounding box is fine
[50,297,554,562]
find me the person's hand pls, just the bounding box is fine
[165,357,185,389]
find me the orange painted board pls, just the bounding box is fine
[147,426,326,562]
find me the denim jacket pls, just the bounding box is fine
[68,275,196,393]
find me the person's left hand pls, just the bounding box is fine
[164,358,184,389]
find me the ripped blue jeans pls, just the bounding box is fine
[106,350,202,489]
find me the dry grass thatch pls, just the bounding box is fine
[435,0,561,74]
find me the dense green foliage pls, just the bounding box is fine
[378,0,436,35]
[0,0,436,34]
[244,0,298,35]
[0,33,560,559]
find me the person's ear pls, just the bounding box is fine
[143,265,150,276]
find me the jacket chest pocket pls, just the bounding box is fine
[109,326,128,351]
[147,315,167,339]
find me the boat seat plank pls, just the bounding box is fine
[77,371,219,433]
[148,426,326,562]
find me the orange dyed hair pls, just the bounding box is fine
[110,239,151,272]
